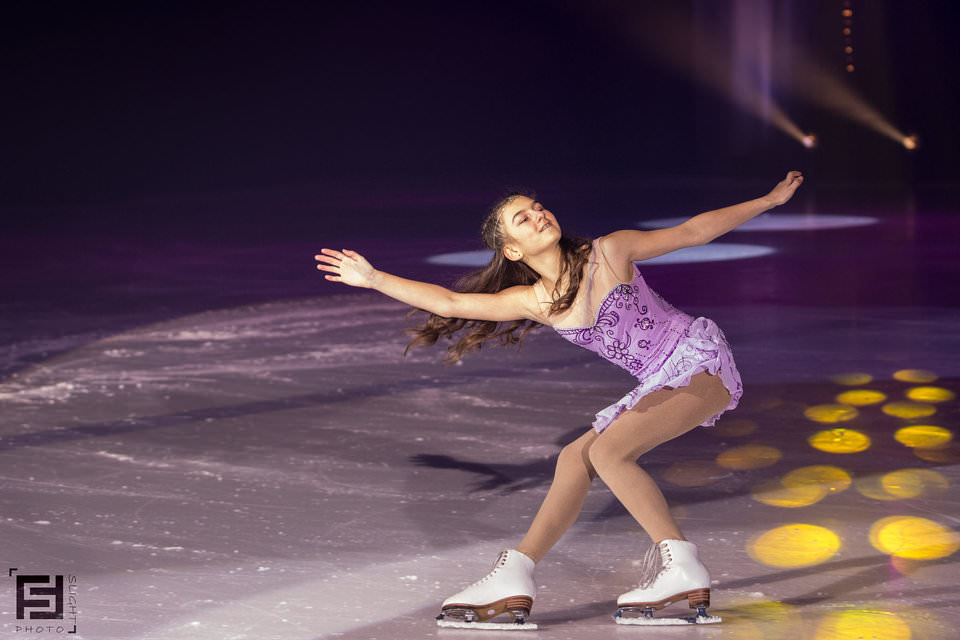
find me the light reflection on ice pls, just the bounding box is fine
[2,292,958,638]
[142,541,515,639]
[0,381,80,403]
[0,297,429,406]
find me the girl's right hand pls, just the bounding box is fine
[314,248,378,288]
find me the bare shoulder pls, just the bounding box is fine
[513,282,552,325]
[599,225,700,264]
[596,232,637,282]
[499,281,554,326]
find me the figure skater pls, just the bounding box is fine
[314,170,804,628]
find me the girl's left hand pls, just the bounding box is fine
[765,170,804,207]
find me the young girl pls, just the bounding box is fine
[314,170,804,628]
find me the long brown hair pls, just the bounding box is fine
[403,192,592,364]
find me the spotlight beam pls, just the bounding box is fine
[575,2,910,148]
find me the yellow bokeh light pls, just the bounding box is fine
[893,369,937,383]
[894,425,953,449]
[881,468,949,499]
[855,475,901,501]
[857,469,949,502]
[869,516,960,559]
[808,428,871,454]
[751,466,853,508]
[830,372,872,386]
[783,465,852,493]
[835,389,886,406]
[748,523,841,568]
[815,609,910,640]
[882,401,936,419]
[716,444,782,470]
[662,461,729,487]
[751,478,828,508]
[710,418,758,438]
[804,404,859,423]
[905,386,956,403]
[717,599,801,640]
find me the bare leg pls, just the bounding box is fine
[586,371,732,543]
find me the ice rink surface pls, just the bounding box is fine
[1,186,959,639]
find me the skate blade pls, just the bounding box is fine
[614,614,721,626]
[436,619,539,630]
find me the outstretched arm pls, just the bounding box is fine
[314,249,535,322]
[686,170,803,244]
[604,170,804,262]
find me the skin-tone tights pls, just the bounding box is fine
[515,371,732,563]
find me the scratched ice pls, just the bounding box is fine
[1,287,958,639]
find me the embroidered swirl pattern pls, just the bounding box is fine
[549,248,743,435]
[555,282,657,373]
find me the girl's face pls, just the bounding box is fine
[500,196,561,261]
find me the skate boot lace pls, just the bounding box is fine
[468,550,510,588]
[636,542,670,589]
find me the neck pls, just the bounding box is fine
[526,245,565,293]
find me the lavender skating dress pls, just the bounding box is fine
[536,237,743,434]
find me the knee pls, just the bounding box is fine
[587,437,630,478]
[557,440,597,480]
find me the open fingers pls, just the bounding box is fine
[315,255,340,267]
[315,247,363,286]
[316,259,343,280]
[315,248,359,262]
[315,248,343,260]
[315,248,343,272]
[315,249,352,267]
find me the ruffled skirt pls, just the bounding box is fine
[592,316,743,434]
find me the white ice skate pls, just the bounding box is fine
[435,549,538,630]
[614,539,721,625]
